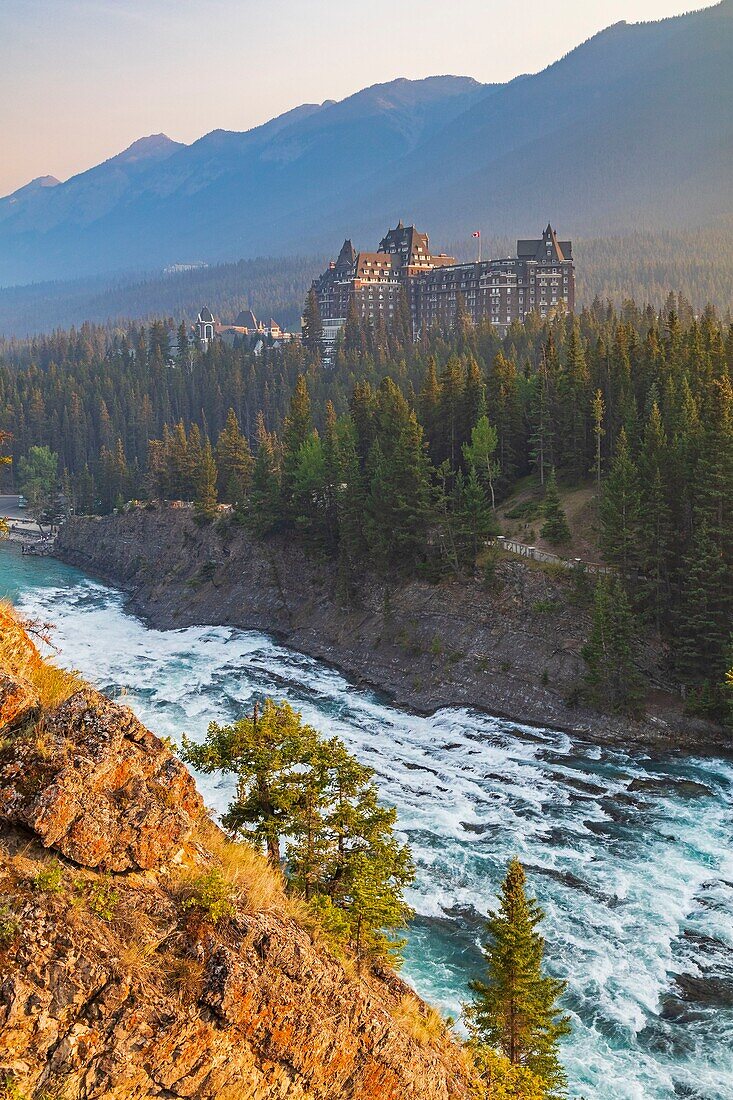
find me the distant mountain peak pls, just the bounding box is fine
[111,133,184,166]
[1,174,60,203]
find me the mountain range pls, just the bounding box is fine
[1,1,731,287]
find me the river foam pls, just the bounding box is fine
[2,547,732,1100]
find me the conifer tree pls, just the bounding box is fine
[344,296,363,353]
[249,413,281,536]
[675,520,730,691]
[488,352,520,483]
[637,403,671,630]
[528,351,554,486]
[182,699,319,865]
[583,576,644,715]
[599,428,641,574]
[281,374,312,512]
[194,438,219,521]
[591,389,605,492]
[302,288,322,354]
[540,470,571,546]
[364,379,433,571]
[456,464,495,567]
[168,421,191,500]
[466,858,570,1098]
[215,407,253,510]
[723,649,733,732]
[182,699,414,962]
[560,318,590,480]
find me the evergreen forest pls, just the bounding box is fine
[1,293,732,727]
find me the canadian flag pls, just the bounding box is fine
[472,231,481,238]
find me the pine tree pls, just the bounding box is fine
[183,699,414,962]
[302,287,323,354]
[675,520,730,690]
[466,859,570,1097]
[344,296,363,353]
[215,407,253,510]
[540,470,571,546]
[194,438,219,521]
[364,379,433,571]
[249,413,281,536]
[455,464,495,567]
[528,349,554,486]
[583,576,644,715]
[637,403,672,630]
[723,647,733,732]
[590,389,605,492]
[281,375,312,513]
[599,428,641,575]
[182,699,319,865]
[560,318,589,480]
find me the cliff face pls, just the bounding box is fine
[0,611,475,1099]
[55,508,721,752]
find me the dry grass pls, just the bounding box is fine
[194,822,289,915]
[0,600,84,710]
[28,662,85,709]
[393,994,450,1047]
[165,954,205,1004]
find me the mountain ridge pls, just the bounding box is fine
[0,3,730,286]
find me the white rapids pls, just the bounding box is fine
[2,547,732,1100]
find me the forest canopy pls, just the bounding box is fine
[1,292,731,726]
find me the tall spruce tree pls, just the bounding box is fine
[466,858,570,1098]
[281,375,312,514]
[583,576,644,715]
[599,428,641,575]
[540,470,571,546]
[215,408,253,510]
[194,438,219,521]
[249,413,281,536]
[302,287,322,354]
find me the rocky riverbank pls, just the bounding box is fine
[55,507,726,754]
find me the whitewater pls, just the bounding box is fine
[2,546,732,1100]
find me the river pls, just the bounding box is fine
[1,545,732,1099]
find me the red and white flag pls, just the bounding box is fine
[472,230,481,238]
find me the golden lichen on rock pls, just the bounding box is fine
[0,604,480,1099]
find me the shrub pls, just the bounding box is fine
[181,868,237,923]
[0,906,20,946]
[532,599,556,614]
[32,860,64,893]
[74,876,119,920]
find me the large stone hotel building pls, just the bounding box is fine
[310,222,574,359]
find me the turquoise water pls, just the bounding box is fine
[2,545,732,1099]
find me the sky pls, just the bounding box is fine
[1,0,718,196]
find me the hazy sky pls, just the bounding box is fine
[2,0,716,196]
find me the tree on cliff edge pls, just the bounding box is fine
[181,698,414,963]
[465,859,570,1099]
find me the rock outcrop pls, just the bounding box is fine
[56,508,724,752]
[0,613,476,1099]
[0,688,204,871]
